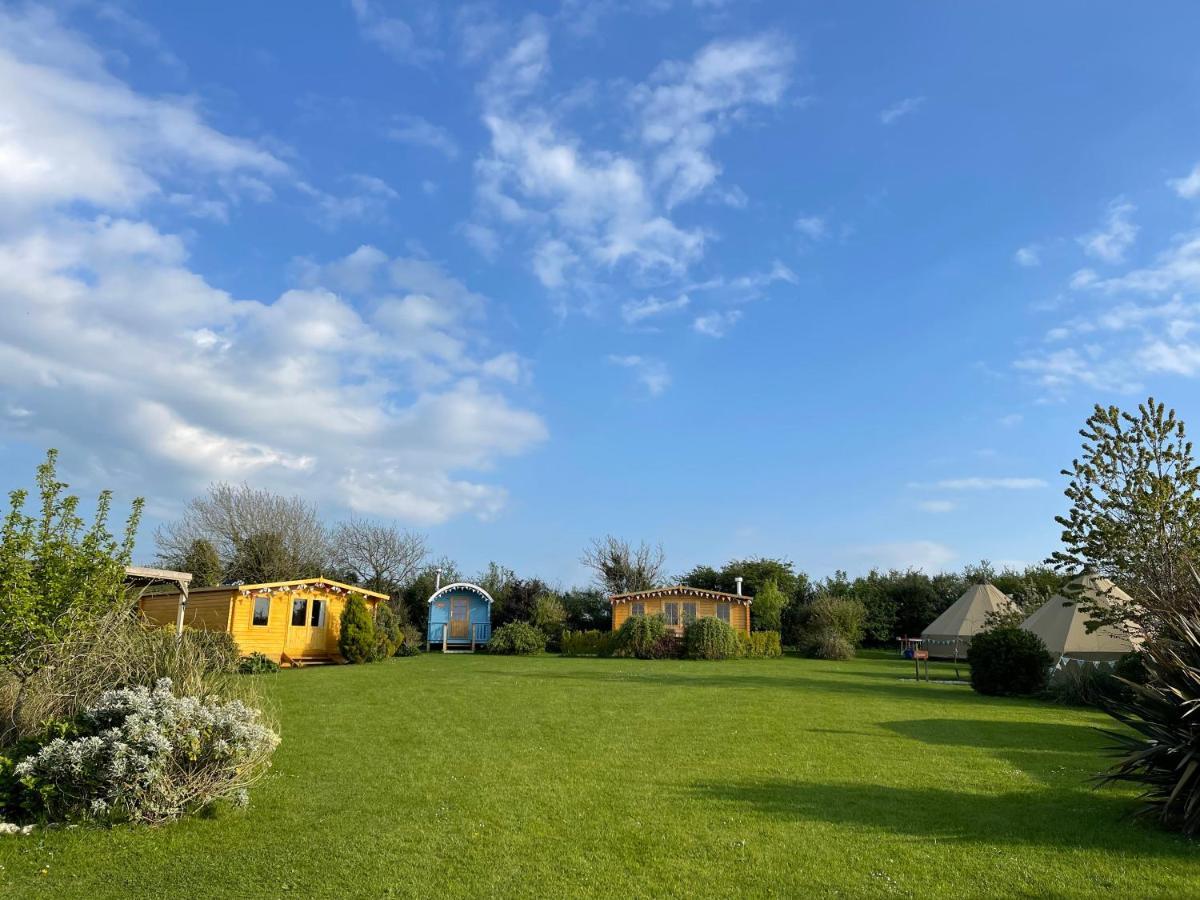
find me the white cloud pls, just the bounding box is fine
[461,222,500,260]
[917,477,1048,490]
[349,0,438,65]
[299,174,399,227]
[795,214,827,241]
[853,540,954,572]
[632,33,793,208]
[1169,163,1200,200]
[1079,199,1138,264]
[608,354,670,395]
[0,6,285,218]
[0,12,546,526]
[621,293,690,324]
[917,500,956,514]
[998,413,1023,427]
[388,114,460,158]
[880,96,925,125]
[692,309,742,337]
[1014,245,1040,267]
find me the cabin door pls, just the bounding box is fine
[449,596,470,640]
[307,599,328,652]
[285,597,310,656]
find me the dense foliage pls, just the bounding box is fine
[396,624,423,656]
[1099,613,1200,834]
[684,617,741,660]
[337,594,377,664]
[373,602,404,660]
[613,614,669,659]
[739,631,783,658]
[487,621,546,655]
[560,629,618,657]
[7,679,278,825]
[0,450,143,670]
[238,652,281,675]
[1052,398,1200,633]
[968,627,1053,696]
[796,596,866,660]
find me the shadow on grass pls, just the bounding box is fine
[689,778,1188,855]
[480,665,1013,708]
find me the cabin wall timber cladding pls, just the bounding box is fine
[139,578,386,664]
[610,586,752,635]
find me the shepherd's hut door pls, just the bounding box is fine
[449,596,470,639]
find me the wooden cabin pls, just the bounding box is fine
[426,582,494,652]
[611,585,752,636]
[139,577,387,667]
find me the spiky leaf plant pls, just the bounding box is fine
[1099,609,1200,835]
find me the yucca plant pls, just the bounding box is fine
[1098,611,1200,835]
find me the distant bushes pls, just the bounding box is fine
[561,630,618,657]
[614,614,679,659]
[395,624,422,656]
[794,596,865,660]
[487,621,546,655]
[968,627,1053,696]
[739,631,783,659]
[685,617,740,660]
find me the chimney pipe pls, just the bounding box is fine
[735,576,743,597]
[435,568,443,590]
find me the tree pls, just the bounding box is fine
[1051,398,1200,632]
[169,538,222,588]
[581,536,665,595]
[331,519,426,595]
[560,589,610,631]
[751,579,787,632]
[531,593,567,638]
[679,557,798,599]
[337,594,377,664]
[156,483,329,583]
[0,450,143,667]
[398,558,460,632]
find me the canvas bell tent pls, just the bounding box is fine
[921,583,1018,659]
[1020,572,1140,662]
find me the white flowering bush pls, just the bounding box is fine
[13,678,279,824]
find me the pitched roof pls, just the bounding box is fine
[922,583,1018,640]
[610,585,751,604]
[1020,573,1140,658]
[184,577,389,601]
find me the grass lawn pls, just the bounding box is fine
[1,652,1197,898]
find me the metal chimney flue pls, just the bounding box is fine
[435,568,443,590]
[735,576,743,597]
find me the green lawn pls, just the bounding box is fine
[1,652,1196,898]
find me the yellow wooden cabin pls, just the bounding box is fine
[610,585,752,636]
[139,577,387,667]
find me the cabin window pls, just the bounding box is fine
[631,602,645,616]
[682,602,697,625]
[717,603,731,624]
[663,602,680,626]
[309,599,326,628]
[252,596,270,627]
[291,598,308,627]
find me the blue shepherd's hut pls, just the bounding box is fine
[427,581,494,651]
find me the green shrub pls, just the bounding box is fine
[1047,660,1121,707]
[739,631,783,658]
[395,624,422,656]
[614,614,669,660]
[560,629,618,657]
[798,596,865,659]
[373,603,403,661]
[337,594,377,664]
[685,617,740,660]
[751,579,787,632]
[1100,616,1200,834]
[646,633,683,659]
[238,652,280,675]
[487,621,546,655]
[968,627,1053,696]
[11,678,278,825]
[532,593,567,643]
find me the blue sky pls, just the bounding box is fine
[3,1,1200,586]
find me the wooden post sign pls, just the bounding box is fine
[914,648,930,681]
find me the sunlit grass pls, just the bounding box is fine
[0,652,1195,898]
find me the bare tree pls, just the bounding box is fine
[581,536,666,595]
[331,519,427,595]
[156,483,330,583]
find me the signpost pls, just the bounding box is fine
[914,648,930,681]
